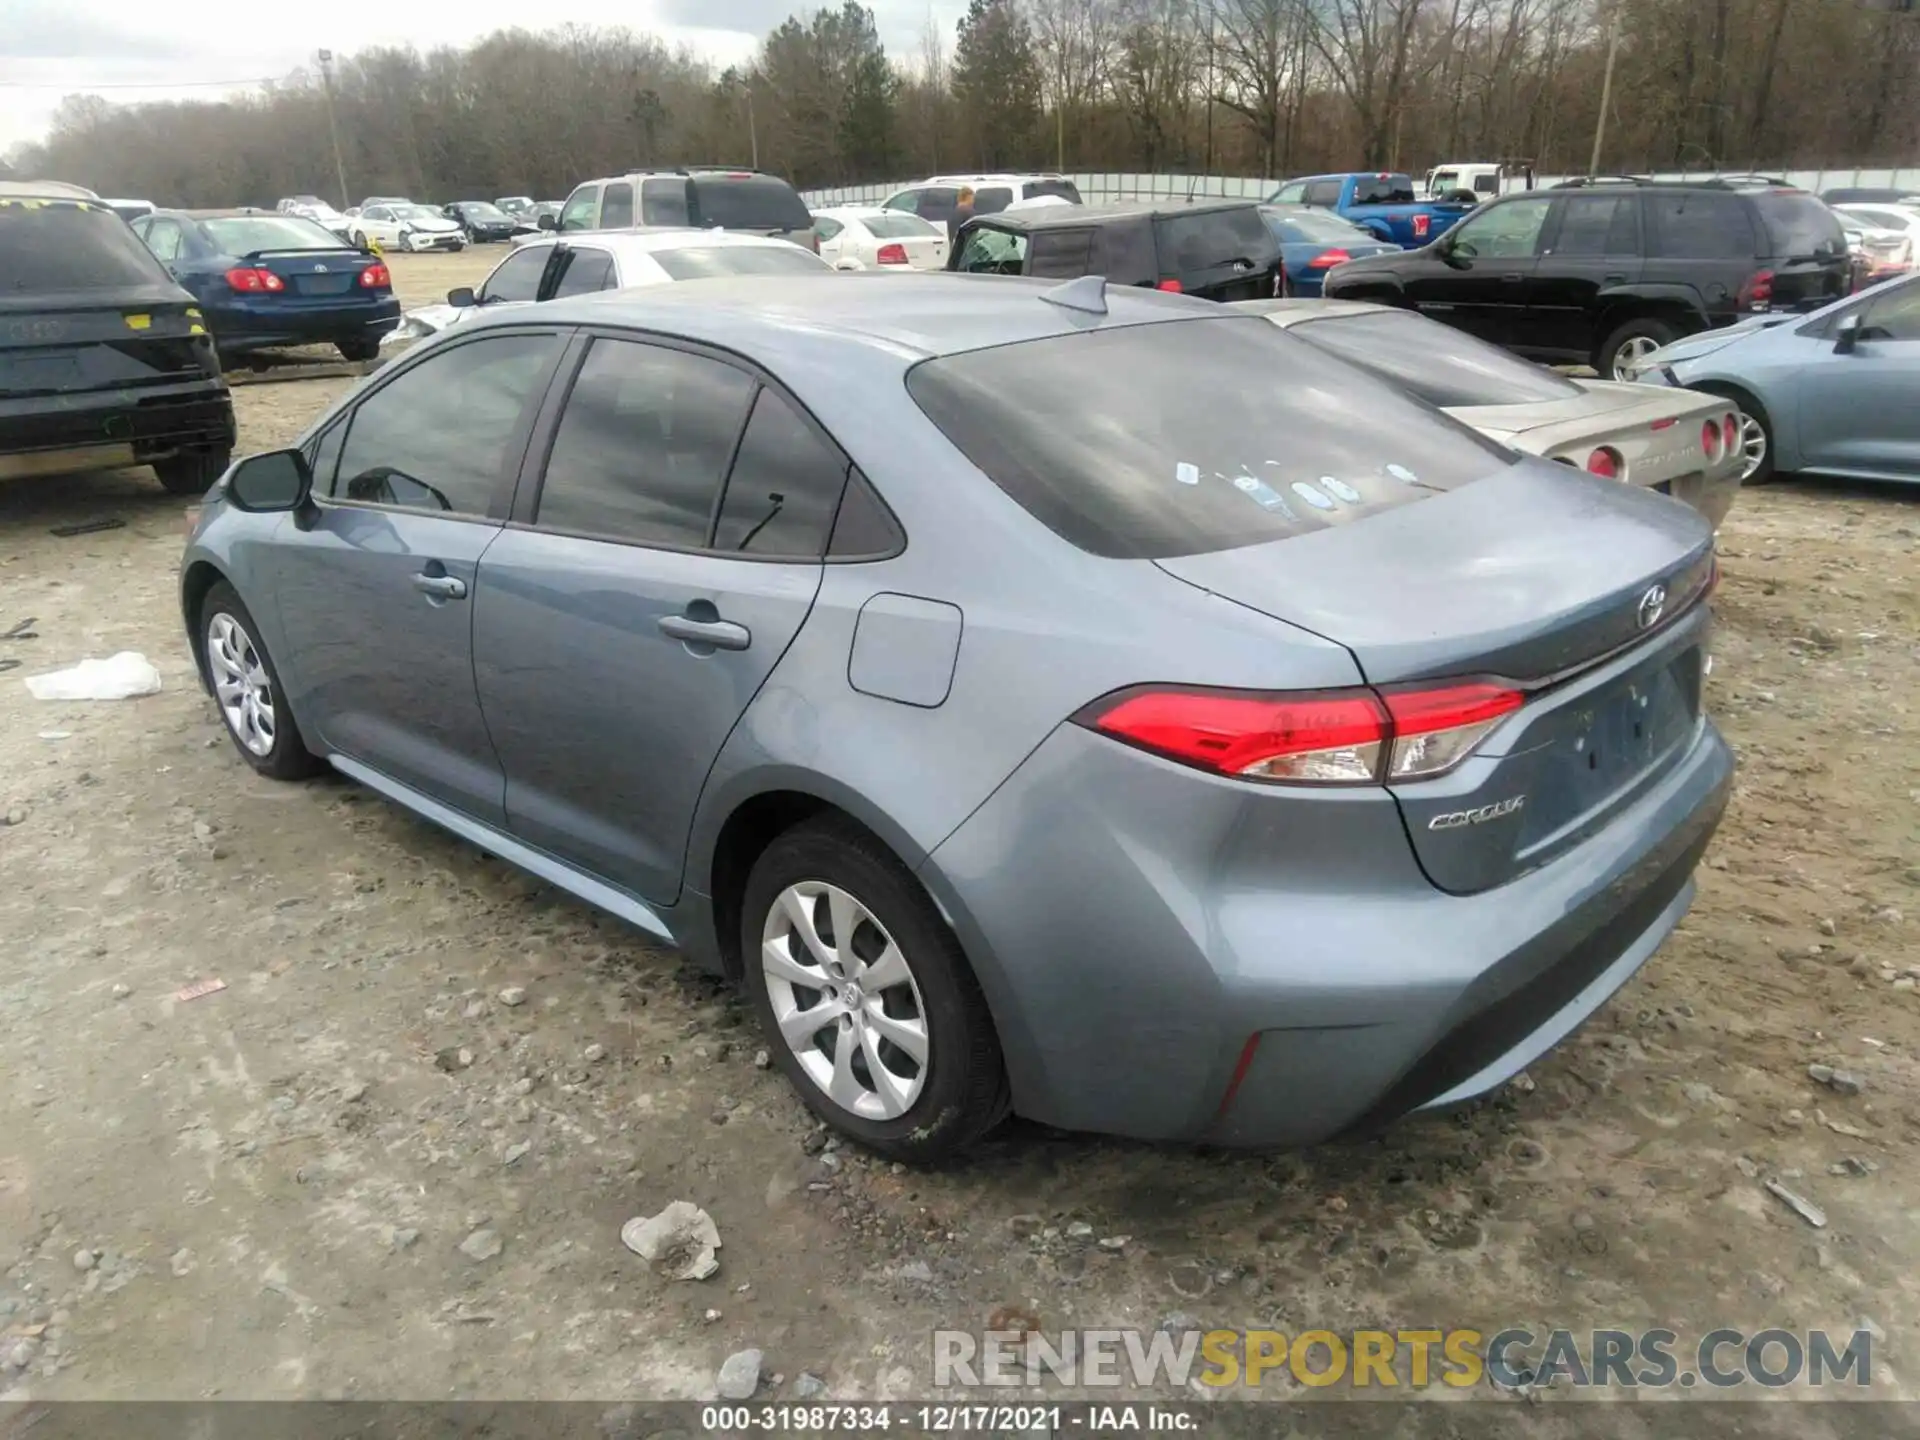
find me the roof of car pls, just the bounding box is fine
[0,179,102,200]
[918,173,1071,185]
[1231,298,1398,325]
[477,271,1225,363]
[520,228,814,255]
[164,208,278,219]
[967,199,1256,232]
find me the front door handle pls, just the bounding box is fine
[1501,273,1525,283]
[658,614,751,651]
[1603,272,1628,284]
[411,572,467,601]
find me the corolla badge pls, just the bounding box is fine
[1637,582,1669,630]
[1428,795,1526,830]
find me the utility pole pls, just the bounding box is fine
[1588,2,1621,176]
[318,50,350,210]
[745,82,759,169]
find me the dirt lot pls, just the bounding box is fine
[2,250,1918,1413]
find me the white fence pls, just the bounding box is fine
[801,165,1920,209]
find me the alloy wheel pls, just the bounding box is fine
[1611,335,1664,379]
[1735,411,1768,481]
[760,881,929,1121]
[207,612,276,758]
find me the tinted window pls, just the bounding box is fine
[1750,192,1845,259]
[1095,221,1157,285]
[648,245,830,280]
[1548,194,1638,257]
[713,388,848,557]
[1473,172,1499,195]
[1026,179,1082,204]
[335,333,561,513]
[813,217,844,241]
[690,175,812,231]
[1027,228,1095,278]
[915,188,960,224]
[600,182,634,230]
[536,338,754,547]
[0,201,169,291]
[1288,311,1584,406]
[1352,175,1417,205]
[480,247,550,303]
[864,213,939,239]
[141,219,184,262]
[552,248,615,297]
[1303,180,1343,208]
[1155,208,1274,275]
[1860,277,1920,340]
[1449,196,1552,258]
[954,227,1026,274]
[907,318,1513,560]
[973,187,1013,215]
[1648,192,1756,259]
[558,185,598,233]
[640,179,691,226]
[201,216,341,253]
[828,468,904,558]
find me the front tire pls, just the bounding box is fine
[1598,316,1679,380]
[741,817,1008,1163]
[154,445,231,497]
[200,582,322,781]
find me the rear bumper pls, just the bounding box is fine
[0,381,235,479]
[923,708,1732,1147]
[206,297,400,351]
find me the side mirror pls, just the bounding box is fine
[447,286,477,308]
[537,213,557,232]
[1835,312,1863,354]
[225,449,312,513]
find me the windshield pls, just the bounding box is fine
[649,244,831,280]
[394,205,443,221]
[1288,311,1584,407]
[203,215,344,253]
[1263,208,1372,245]
[1751,192,1844,259]
[689,175,813,231]
[0,200,170,295]
[1026,179,1082,203]
[862,213,940,239]
[906,316,1514,560]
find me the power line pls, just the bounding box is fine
[0,75,282,91]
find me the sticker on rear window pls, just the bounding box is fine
[1385,463,1420,485]
[1290,481,1335,511]
[1228,473,1296,518]
[1320,476,1362,503]
[1175,461,1200,486]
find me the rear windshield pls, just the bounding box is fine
[1155,207,1274,272]
[1751,192,1846,259]
[690,175,813,231]
[1026,179,1082,204]
[1287,311,1584,407]
[649,244,829,280]
[203,215,342,253]
[906,317,1514,559]
[0,200,169,294]
[863,213,941,239]
[1352,174,1417,205]
[1264,208,1371,244]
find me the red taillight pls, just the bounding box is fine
[1649,416,1677,430]
[1156,279,1183,292]
[1740,269,1774,309]
[1721,413,1737,452]
[1078,680,1522,786]
[1307,248,1351,270]
[1701,418,1722,460]
[806,231,820,254]
[1586,447,1622,479]
[225,267,285,293]
[358,262,391,288]
[875,242,909,265]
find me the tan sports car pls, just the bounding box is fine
[1237,299,1744,527]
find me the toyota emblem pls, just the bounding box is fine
[1637,583,1668,630]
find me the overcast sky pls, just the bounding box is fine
[1,0,958,154]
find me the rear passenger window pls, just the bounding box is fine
[552,248,615,296]
[1027,228,1095,278]
[641,179,691,227]
[1549,195,1639,257]
[480,246,550,303]
[1649,193,1756,259]
[335,333,563,514]
[973,187,1013,215]
[712,389,848,558]
[600,182,634,230]
[535,338,754,548]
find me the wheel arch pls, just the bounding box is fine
[1687,376,1788,472]
[180,559,228,692]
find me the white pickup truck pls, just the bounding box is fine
[1422,161,1537,202]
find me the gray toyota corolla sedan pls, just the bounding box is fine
[180,273,1733,1162]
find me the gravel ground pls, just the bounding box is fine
[1,252,1918,1411]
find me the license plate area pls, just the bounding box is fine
[293,273,354,296]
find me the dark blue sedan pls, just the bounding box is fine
[132,209,399,362]
[1258,205,1399,297]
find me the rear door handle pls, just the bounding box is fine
[658,614,751,651]
[1603,272,1628,284]
[1501,273,1525,283]
[411,572,467,600]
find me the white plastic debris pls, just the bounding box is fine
[383,304,476,346]
[25,652,161,701]
[621,1200,721,1280]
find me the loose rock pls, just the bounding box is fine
[792,1372,828,1400]
[110,983,131,1001]
[72,1249,96,1273]
[1807,1064,1864,1096]
[583,1044,607,1064]
[622,1201,722,1281]
[499,986,528,1007]
[459,1228,504,1262]
[716,1348,763,1401]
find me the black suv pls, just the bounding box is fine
[1323,182,1850,378]
[1,187,235,495]
[551,168,817,250]
[947,201,1283,302]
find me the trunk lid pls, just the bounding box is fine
[0,292,213,399]
[895,233,949,271]
[249,248,380,298]
[1154,463,1716,893]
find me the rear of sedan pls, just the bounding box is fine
[1245,301,1744,527]
[153,212,399,362]
[1259,205,1398,296]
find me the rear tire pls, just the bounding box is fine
[199,581,322,781]
[741,817,1009,1163]
[154,445,231,497]
[1597,315,1679,380]
[336,337,381,363]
